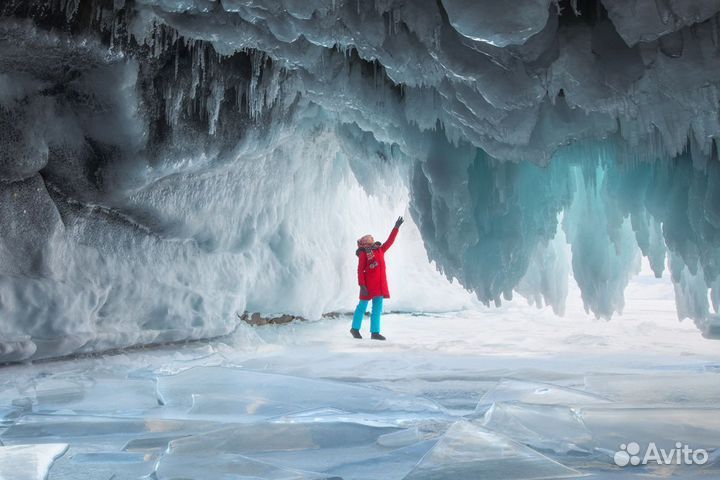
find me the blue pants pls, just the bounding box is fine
[352,296,383,333]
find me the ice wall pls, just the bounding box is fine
[1,0,720,360]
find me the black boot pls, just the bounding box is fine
[350,328,362,339]
[371,332,386,341]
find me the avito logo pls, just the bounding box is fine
[614,441,708,467]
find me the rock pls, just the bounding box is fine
[238,311,306,326]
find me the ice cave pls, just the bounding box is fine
[0,0,719,478]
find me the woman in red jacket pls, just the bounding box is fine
[350,216,404,340]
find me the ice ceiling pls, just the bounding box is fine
[2,0,720,361]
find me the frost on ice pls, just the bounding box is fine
[2,0,720,360]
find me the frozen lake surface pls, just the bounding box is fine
[1,275,719,479]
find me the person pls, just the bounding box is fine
[350,216,404,340]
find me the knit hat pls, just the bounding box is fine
[357,234,374,247]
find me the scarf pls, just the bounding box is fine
[356,241,382,269]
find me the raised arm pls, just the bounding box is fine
[382,217,404,252]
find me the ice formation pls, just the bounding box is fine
[0,306,717,479]
[0,444,68,480]
[2,0,720,360]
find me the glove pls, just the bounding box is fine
[360,285,369,297]
[395,216,404,228]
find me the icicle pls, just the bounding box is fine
[64,0,80,21]
[208,80,225,136]
[570,0,580,16]
[712,13,720,50]
[247,51,267,120]
[174,39,180,80]
[151,22,159,57]
[654,0,673,25]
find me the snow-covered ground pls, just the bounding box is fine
[0,266,719,479]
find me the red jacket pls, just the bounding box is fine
[356,227,399,300]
